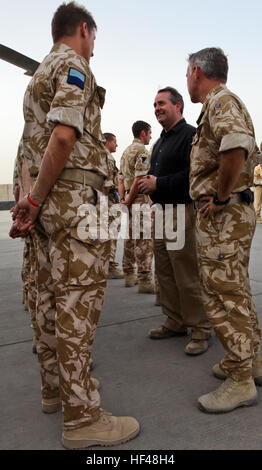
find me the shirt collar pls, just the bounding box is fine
[160,118,186,138]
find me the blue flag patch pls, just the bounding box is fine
[142,156,148,164]
[67,68,86,90]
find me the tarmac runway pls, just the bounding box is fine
[0,209,262,451]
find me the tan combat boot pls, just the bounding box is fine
[125,274,137,287]
[62,412,140,449]
[148,325,187,339]
[198,377,258,413]
[108,264,124,279]
[184,339,209,356]
[213,353,262,386]
[138,281,155,294]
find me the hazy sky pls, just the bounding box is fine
[0,0,261,184]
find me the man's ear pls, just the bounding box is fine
[80,22,88,38]
[194,65,202,80]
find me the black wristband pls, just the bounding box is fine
[213,192,230,206]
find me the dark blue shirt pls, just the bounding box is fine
[149,118,196,205]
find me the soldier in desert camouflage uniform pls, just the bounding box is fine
[13,142,29,310]
[103,133,124,279]
[12,140,38,352]
[118,121,154,293]
[187,47,262,413]
[11,2,139,449]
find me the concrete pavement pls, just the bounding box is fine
[0,209,262,450]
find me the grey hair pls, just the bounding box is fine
[188,47,228,83]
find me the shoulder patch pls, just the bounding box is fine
[67,67,86,90]
[142,156,148,164]
[214,103,221,109]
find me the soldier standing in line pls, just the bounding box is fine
[138,87,212,355]
[13,142,29,311]
[187,47,262,413]
[103,132,124,279]
[12,140,38,353]
[11,2,139,449]
[118,121,154,293]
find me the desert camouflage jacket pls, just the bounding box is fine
[22,43,108,179]
[190,84,258,200]
[119,138,150,190]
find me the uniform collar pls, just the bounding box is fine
[50,42,90,67]
[133,138,144,145]
[197,83,227,125]
[51,42,74,54]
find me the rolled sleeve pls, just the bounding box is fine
[210,95,256,159]
[47,107,84,136]
[135,170,148,177]
[48,58,90,136]
[219,133,255,155]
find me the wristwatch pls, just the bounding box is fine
[213,192,230,206]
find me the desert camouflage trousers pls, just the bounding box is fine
[32,179,110,430]
[108,195,121,268]
[122,195,153,282]
[154,203,211,339]
[21,235,37,338]
[21,237,30,305]
[27,234,37,333]
[109,239,118,265]
[195,202,261,381]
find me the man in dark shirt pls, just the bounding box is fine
[138,87,211,355]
